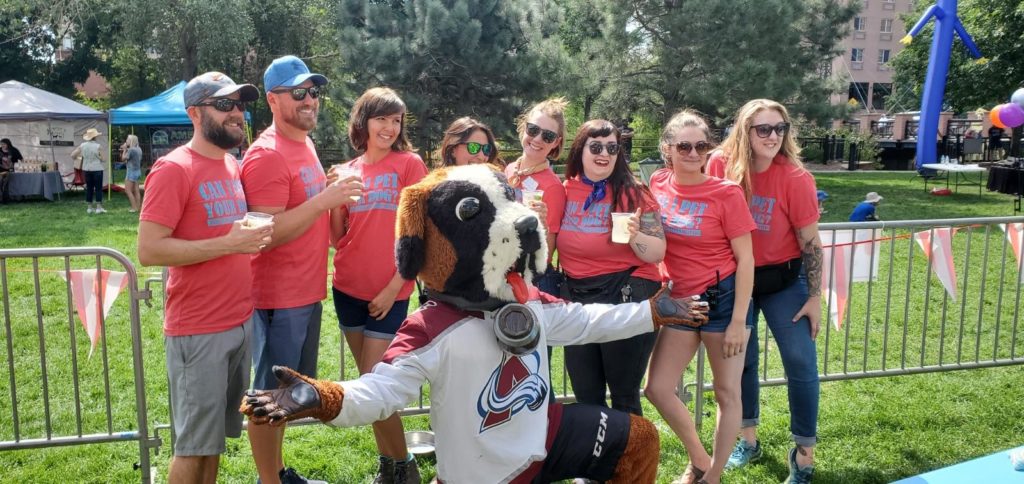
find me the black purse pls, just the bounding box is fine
[562,267,638,304]
[753,258,802,296]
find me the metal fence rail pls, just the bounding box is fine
[0,247,158,482]
[689,216,1024,430]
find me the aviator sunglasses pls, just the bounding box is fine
[271,85,322,101]
[525,123,559,144]
[195,98,247,113]
[674,141,713,156]
[751,122,790,138]
[462,141,494,156]
[587,141,620,155]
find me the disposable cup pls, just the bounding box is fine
[611,212,632,244]
[521,189,544,204]
[335,165,362,202]
[243,211,273,228]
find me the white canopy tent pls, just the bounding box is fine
[0,80,110,184]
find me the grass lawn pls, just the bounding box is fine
[0,170,1022,483]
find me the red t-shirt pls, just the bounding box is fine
[556,178,662,282]
[650,173,755,297]
[140,145,253,336]
[503,162,567,235]
[707,153,819,266]
[241,125,330,309]
[331,151,428,301]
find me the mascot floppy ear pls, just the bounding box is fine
[396,180,432,281]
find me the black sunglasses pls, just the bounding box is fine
[674,141,713,156]
[462,141,493,156]
[587,141,620,155]
[271,85,322,101]
[196,98,247,113]
[525,123,559,144]
[751,122,790,138]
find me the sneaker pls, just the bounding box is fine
[87,207,94,214]
[783,447,814,484]
[372,455,395,484]
[94,206,107,214]
[279,467,327,484]
[395,456,421,484]
[726,438,762,469]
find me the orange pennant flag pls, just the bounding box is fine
[59,270,129,357]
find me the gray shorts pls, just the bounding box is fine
[165,317,252,456]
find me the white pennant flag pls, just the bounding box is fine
[1000,223,1024,277]
[59,270,129,357]
[914,228,958,301]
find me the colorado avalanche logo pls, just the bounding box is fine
[476,351,548,432]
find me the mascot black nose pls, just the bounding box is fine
[514,215,538,237]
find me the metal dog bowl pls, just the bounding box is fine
[405,430,435,457]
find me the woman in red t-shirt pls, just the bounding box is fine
[329,87,427,483]
[434,117,499,168]
[644,110,755,484]
[504,98,569,294]
[709,99,822,483]
[556,119,666,416]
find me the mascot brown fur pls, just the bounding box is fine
[241,164,707,483]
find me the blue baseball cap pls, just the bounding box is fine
[263,55,328,93]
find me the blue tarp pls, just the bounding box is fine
[109,81,251,125]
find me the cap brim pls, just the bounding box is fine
[211,83,261,103]
[276,73,329,90]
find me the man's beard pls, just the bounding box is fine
[283,106,318,132]
[202,114,245,150]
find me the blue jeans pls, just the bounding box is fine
[741,273,819,447]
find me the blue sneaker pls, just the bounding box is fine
[726,438,762,469]
[783,447,814,484]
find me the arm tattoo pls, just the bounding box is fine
[801,235,823,297]
[634,242,648,255]
[639,212,665,240]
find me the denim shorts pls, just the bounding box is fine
[251,302,322,390]
[333,288,410,340]
[665,273,751,333]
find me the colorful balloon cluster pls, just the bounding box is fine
[989,88,1024,129]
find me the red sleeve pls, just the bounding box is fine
[139,159,188,230]
[543,177,566,234]
[786,170,820,230]
[240,146,291,207]
[382,314,427,364]
[403,152,429,186]
[706,152,726,178]
[722,184,756,240]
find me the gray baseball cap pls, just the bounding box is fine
[183,72,259,108]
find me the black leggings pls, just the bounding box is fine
[84,170,103,203]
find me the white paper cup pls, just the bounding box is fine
[611,212,632,244]
[521,189,544,204]
[243,211,273,228]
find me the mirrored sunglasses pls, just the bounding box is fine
[525,122,559,144]
[674,141,713,156]
[271,85,322,101]
[196,98,247,113]
[587,141,620,155]
[751,122,790,138]
[463,141,493,156]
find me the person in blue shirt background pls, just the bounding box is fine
[849,192,882,222]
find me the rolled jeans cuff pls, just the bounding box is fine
[793,434,817,447]
[741,418,759,428]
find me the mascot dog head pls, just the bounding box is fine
[396,164,548,310]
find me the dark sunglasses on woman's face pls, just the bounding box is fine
[525,123,559,144]
[463,141,493,156]
[587,141,620,155]
[271,85,322,101]
[751,122,790,138]
[674,141,713,156]
[195,98,247,113]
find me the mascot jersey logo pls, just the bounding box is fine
[476,351,548,432]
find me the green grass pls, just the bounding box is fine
[0,171,1022,483]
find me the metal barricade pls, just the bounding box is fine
[689,216,1024,430]
[0,247,159,483]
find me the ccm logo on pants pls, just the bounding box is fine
[592,411,609,457]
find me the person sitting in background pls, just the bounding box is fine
[849,192,882,222]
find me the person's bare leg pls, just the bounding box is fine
[643,329,708,472]
[202,455,220,484]
[250,423,286,484]
[698,330,749,484]
[168,455,209,484]
[359,337,409,460]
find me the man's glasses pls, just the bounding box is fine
[587,141,620,155]
[195,98,247,113]
[525,123,559,144]
[271,85,322,101]
[462,141,493,156]
[751,122,790,138]
[674,141,713,156]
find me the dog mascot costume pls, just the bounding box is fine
[241,164,708,483]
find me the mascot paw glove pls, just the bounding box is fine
[650,285,710,328]
[239,365,345,425]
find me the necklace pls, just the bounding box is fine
[510,158,549,186]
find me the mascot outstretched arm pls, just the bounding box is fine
[242,164,707,483]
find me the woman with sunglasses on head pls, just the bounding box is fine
[644,110,755,484]
[330,87,428,484]
[435,116,498,167]
[706,99,822,484]
[504,97,569,295]
[556,119,665,421]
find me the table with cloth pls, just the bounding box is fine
[987,164,1024,213]
[8,171,65,201]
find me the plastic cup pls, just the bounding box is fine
[335,165,362,202]
[243,211,273,228]
[521,189,544,204]
[611,212,632,244]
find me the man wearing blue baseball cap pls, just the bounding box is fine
[241,56,360,484]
